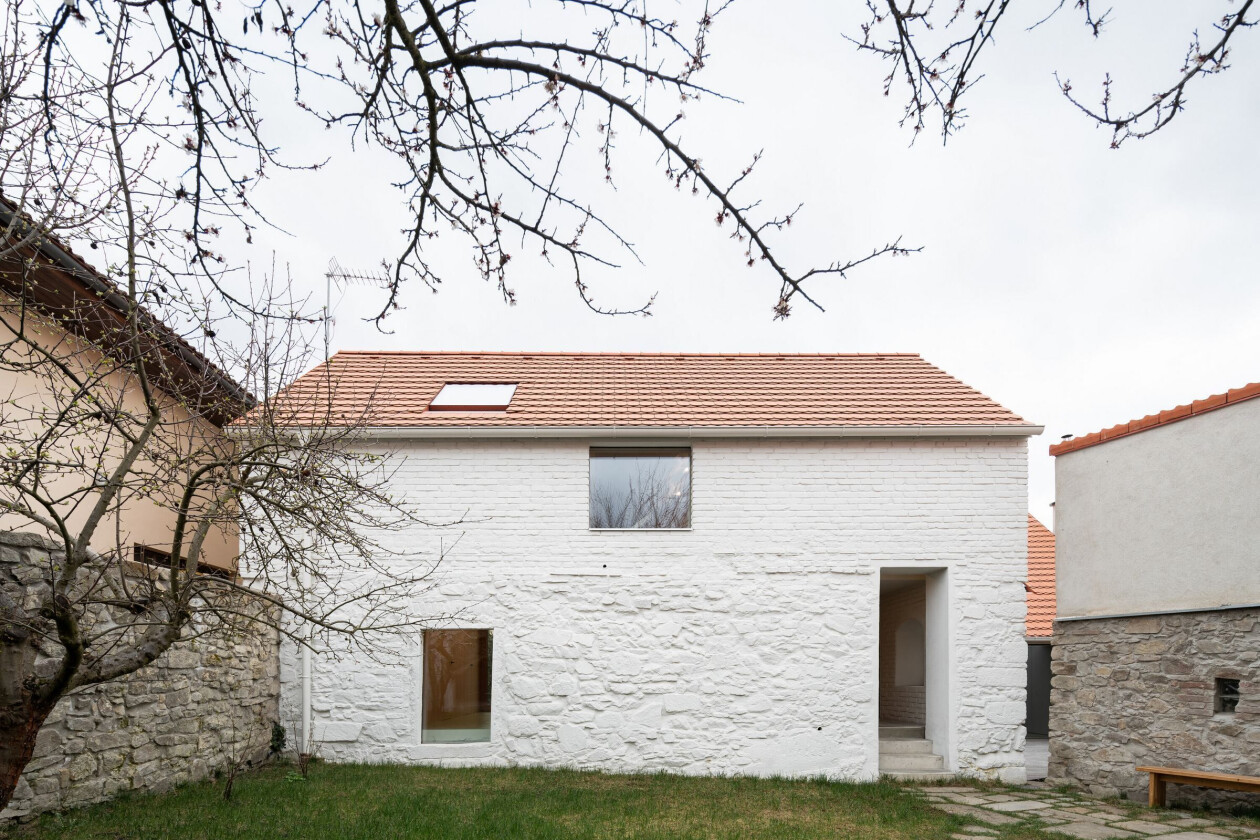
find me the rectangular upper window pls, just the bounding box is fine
[422,629,492,743]
[429,383,517,411]
[589,447,691,529]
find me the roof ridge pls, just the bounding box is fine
[1050,380,1260,456]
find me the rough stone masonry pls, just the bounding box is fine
[1,532,281,821]
[1048,608,1260,811]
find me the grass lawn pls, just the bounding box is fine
[2,764,1077,840]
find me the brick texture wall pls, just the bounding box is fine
[279,436,1030,781]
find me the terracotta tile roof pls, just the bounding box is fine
[1049,381,1260,456]
[267,352,1033,430]
[1026,515,1056,637]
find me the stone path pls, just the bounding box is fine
[909,785,1260,840]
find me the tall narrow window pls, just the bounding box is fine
[589,448,691,529]
[422,629,492,743]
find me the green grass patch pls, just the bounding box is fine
[0,763,1095,840]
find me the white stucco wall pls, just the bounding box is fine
[1055,398,1260,618]
[280,435,1029,781]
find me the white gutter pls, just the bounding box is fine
[349,423,1044,440]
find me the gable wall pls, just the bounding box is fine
[1055,397,1260,618]
[0,292,237,569]
[278,435,1030,781]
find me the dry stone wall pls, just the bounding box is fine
[1,532,281,821]
[1048,608,1260,811]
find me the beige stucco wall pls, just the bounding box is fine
[1055,398,1260,617]
[0,293,237,570]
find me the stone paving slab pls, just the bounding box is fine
[1112,819,1189,835]
[988,800,1056,812]
[907,782,1260,840]
[931,803,1022,825]
[1038,809,1115,824]
[926,793,994,806]
[1053,823,1140,839]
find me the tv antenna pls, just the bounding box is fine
[322,258,392,358]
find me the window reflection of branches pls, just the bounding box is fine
[422,629,492,743]
[589,450,691,529]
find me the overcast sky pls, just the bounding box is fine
[239,1,1260,527]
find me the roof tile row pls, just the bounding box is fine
[269,352,1031,429]
[1050,381,1260,456]
[1026,515,1056,638]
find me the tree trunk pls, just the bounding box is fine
[0,640,57,814]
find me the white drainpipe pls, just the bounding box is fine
[299,568,313,752]
[301,641,312,752]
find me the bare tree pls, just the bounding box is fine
[848,1,1256,146]
[1,0,1254,813]
[0,210,462,807]
[4,0,916,328]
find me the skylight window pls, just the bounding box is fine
[429,383,517,411]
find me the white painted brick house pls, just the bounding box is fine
[270,352,1039,782]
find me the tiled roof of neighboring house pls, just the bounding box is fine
[1027,514,1056,638]
[1049,382,1260,456]
[267,351,1037,431]
[0,197,252,425]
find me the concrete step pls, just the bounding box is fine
[880,769,957,781]
[878,752,945,772]
[878,724,925,739]
[879,737,934,755]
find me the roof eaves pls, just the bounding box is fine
[1050,381,1260,457]
[335,423,1045,439]
[0,197,254,423]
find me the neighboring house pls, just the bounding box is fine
[271,351,1041,782]
[1048,384,1260,806]
[1025,515,1055,740]
[0,200,246,571]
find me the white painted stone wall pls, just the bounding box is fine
[1056,397,1260,618]
[280,436,1029,782]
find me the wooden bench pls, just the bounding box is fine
[1137,766,1260,807]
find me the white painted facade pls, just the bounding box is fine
[280,435,1030,781]
[1055,397,1260,618]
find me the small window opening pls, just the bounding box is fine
[1215,678,1241,714]
[134,544,173,567]
[429,383,517,411]
[133,544,233,579]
